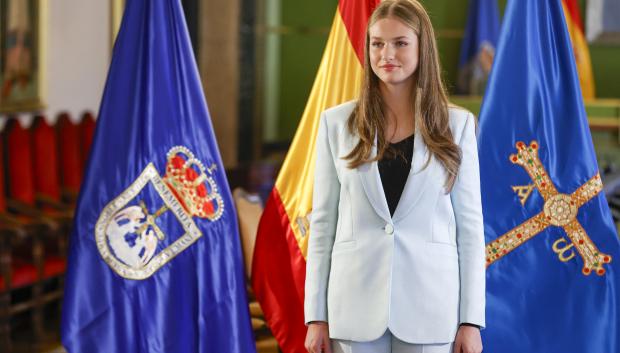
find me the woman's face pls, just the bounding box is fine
[368,17,419,88]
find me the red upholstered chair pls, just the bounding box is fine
[0,132,5,214]
[31,117,62,207]
[6,117,69,273]
[30,116,71,279]
[5,118,36,208]
[0,120,47,348]
[3,117,69,341]
[57,113,83,203]
[80,111,96,167]
[31,116,73,217]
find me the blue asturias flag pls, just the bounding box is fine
[478,0,620,352]
[457,0,500,95]
[60,1,256,352]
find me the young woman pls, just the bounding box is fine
[304,1,485,353]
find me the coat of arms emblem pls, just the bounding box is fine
[95,146,224,280]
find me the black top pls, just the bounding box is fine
[378,134,414,216]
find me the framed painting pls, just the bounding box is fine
[0,0,43,113]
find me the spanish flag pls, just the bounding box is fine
[252,1,379,352]
[562,0,596,99]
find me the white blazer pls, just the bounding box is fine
[304,101,485,344]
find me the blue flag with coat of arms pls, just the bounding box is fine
[60,0,256,352]
[477,0,620,352]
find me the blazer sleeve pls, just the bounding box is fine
[304,112,341,324]
[451,112,486,328]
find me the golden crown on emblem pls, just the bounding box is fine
[162,146,224,220]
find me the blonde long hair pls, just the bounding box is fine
[344,0,461,191]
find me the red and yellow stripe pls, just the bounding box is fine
[252,1,379,352]
[562,0,595,99]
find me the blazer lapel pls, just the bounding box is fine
[392,130,438,222]
[357,139,392,223]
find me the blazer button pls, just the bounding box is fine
[384,223,394,235]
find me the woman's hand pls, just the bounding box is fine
[453,325,482,353]
[305,321,332,353]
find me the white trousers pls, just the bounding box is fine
[332,330,453,353]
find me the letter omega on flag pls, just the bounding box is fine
[485,141,612,275]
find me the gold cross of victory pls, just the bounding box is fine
[485,141,612,276]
